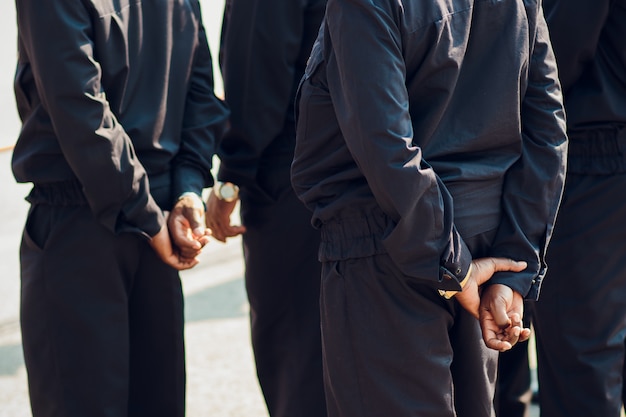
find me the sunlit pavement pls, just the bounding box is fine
[0,1,539,416]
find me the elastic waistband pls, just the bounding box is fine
[27,179,87,206]
[318,207,390,262]
[567,126,626,174]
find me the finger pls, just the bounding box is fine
[171,221,202,250]
[178,246,202,259]
[480,315,513,352]
[508,312,523,327]
[485,337,513,352]
[206,219,228,242]
[222,224,247,238]
[178,252,201,264]
[162,253,199,271]
[189,211,206,238]
[175,258,199,271]
[518,327,532,343]
[178,205,205,238]
[502,324,522,346]
[209,226,227,243]
[197,235,211,247]
[208,219,244,241]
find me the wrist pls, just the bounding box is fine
[177,191,201,200]
[213,182,239,202]
[176,191,205,210]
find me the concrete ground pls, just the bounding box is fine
[0,2,540,416]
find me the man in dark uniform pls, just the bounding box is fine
[533,1,626,416]
[204,0,328,416]
[290,0,568,415]
[13,1,228,416]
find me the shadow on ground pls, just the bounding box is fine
[184,276,248,323]
[0,343,24,376]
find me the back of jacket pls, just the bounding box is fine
[217,0,327,196]
[543,0,626,174]
[13,0,228,237]
[292,0,567,297]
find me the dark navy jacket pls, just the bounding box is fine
[13,0,228,239]
[291,0,568,298]
[543,0,626,175]
[217,0,327,199]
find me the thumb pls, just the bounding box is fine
[187,208,206,238]
[492,259,527,273]
[471,258,527,287]
[485,284,515,329]
[191,218,206,238]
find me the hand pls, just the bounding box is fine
[167,193,210,261]
[455,258,527,319]
[149,224,199,270]
[205,192,246,242]
[479,284,531,352]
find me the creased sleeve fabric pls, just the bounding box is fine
[172,1,229,200]
[322,0,472,286]
[13,0,228,238]
[218,0,316,189]
[291,0,567,294]
[488,5,567,299]
[13,0,162,238]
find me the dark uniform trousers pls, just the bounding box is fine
[239,158,326,417]
[20,183,185,417]
[533,169,626,417]
[319,212,498,417]
[494,306,533,417]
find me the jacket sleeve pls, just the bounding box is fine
[216,0,308,188]
[323,0,472,289]
[171,0,229,201]
[15,0,163,239]
[487,4,568,299]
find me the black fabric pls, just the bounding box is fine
[494,306,533,417]
[217,0,328,191]
[542,0,626,134]
[20,202,185,417]
[291,0,568,300]
[239,161,326,417]
[533,2,626,416]
[534,172,626,417]
[13,2,225,416]
[217,0,328,414]
[319,230,498,417]
[13,0,228,236]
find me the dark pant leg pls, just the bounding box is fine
[533,173,626,417]
[127,244,185,417]
[20,203,185,417]
[493,308,532,417]
[321,253,459,417]
[20,204,138,417]
[452,230,499,417]
[451,307,499,417]
[240,182,326,417]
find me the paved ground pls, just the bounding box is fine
[0,2,540,416]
